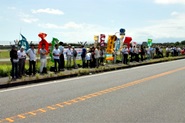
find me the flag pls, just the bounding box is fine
[148,39,152,47]
[19,34,29,51]
[38,32,49,54]
[115,38,120,52]
[50,37,59,62]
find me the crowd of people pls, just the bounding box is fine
[9,42,185,80]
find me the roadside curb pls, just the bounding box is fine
[0,56,184,89]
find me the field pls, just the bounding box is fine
[0,50,9,59]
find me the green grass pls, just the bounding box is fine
[0,50,9,59]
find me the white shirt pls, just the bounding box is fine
[18,50,26,59]
[122,48,129,54]
[27,48,36,61]
[94,49,100,59]
[86,52,91,60]
[59,46,64,54]
[52,48,60,59]
[66,49,72,56]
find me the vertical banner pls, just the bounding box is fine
[50,37,59,62]
[148,39,152,47]
[115,38,120,52]
[19,34,29,51]
[100,34,106,47]
[94,35,99,47]
[106,35,117,53]
[124,36,132,48]
[38,32,49,54]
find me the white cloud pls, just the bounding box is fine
[19,13,39,23]
[38,22,114,43]
[38,22,83,29]
[128,11,185,43]
[32,8,64,15]
[154,0,185,4]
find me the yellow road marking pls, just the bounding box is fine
[5,118,14,122]
[38,109,47,113]
[1,66,185,123]
[47,106,56,110]
[28,112,36,116]
[56,103,64,108]
[17,115,25,119]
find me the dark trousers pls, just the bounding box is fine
[54,59,61,72]
[19,59,25,77]
[29,60,36,75]
[11,61,18,79]
[123,54,128,64]
[130,53,134,62]
[81,57,86,68]
[86,60,90,68]
[60,54,65,69]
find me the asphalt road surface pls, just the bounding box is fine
[0,59,185,123]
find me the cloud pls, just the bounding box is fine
[32,8,64,15]
[128,11,185,43]
[19,13,39,23]
[38,22,83,29]
[38,22,114,43]
[154,0,185,4]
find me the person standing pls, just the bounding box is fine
[59,42,65,71]
[99,47,104,66]
[66,45,72,69]
[26,44,37,76]
[94,46,100,68]
[72,46,78,69]
[53,44,61,72]
[81,45,87,68]
[122,45,129,64]
[40,44,48,74]
[10,45,19,80]
[17,46,26,77]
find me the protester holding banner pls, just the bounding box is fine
[17,46,26,77]
[39,44,48,73]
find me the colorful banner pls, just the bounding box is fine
[115,38,120,52]
[38,32,49,54]
[94,35,99,47]
[148,39,152,47]
[124,36,132,48]
[50,37,59,62]
[105,53,113,61]
[100,34,106,47]
[106,35,117,54]
[18,34,29,51]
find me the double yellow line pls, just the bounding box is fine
[1,66,185,123]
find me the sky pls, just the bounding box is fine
[0,0,185,45]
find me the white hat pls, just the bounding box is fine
[20,46,25,49]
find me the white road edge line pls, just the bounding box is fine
[0,59,182,93]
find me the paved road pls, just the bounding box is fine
[0,59,185,123]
